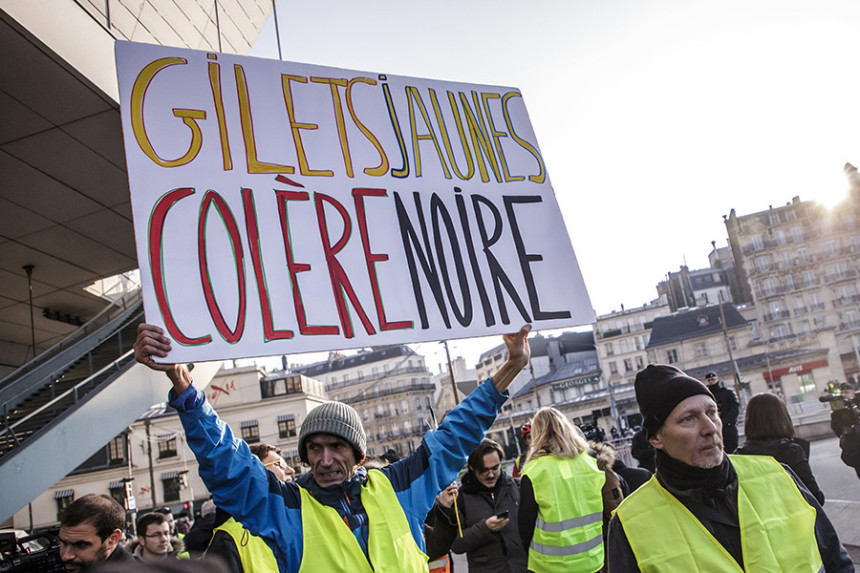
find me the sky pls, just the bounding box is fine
[242,0,860,372]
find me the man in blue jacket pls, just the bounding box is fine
[134,323,531,573]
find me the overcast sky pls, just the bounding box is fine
[246,0,860,370]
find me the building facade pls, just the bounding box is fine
[725,177,860,381]
[295,346,436,459]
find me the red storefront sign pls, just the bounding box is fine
[762,359,828,382]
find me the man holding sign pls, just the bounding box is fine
[134,322,531,572]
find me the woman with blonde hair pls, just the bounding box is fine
[518,408,623,572]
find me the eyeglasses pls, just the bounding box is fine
[144,532,170,539]
[264,458,288,470]
[477,463,501,476]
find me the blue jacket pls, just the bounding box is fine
[169,378,507,573]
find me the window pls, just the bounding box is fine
[361,408,369,421]
[666,349,679,364]
[261,375,303,398]
[786,210,797,222]
[635,355,645,369]
[825,240,838,256]
[609,362,618,375]
[768,212,781,225]
[791,227,803,242]
[108,435,125,465]
[798,373,816,394]
[774,229,786,245]
[694,342,709,359]
[108,482,127,508]
[756,256,770,272]
[763,278,776,295]
[785,274,794,290]
[157,435,177,459]
[415,397,422,411]
[278,414,296,438]
[55,490,74,522]
[798,248,810,264]
[798,320,811,334]
[752,235,763,250]
[623,358,633,372]
[727,336,737,351]
[241,421,260,443]
[162,473,181,502]
[781,251,792,267]
[388,403,397,416]
[606,342,615,356]
[772,324,791,340]
[400,400,409,414]
[801,270,815,285]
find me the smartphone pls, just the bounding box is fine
[496,510,510,519]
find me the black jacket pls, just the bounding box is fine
[737,437,825,505]
[439,471,527,573]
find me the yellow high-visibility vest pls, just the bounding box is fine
[521,454,606,572]
[616,455,822,572]
[209,516,278,572]
[297,470,429,572]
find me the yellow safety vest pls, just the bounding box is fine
[297,469,429,573]
[521,454,606,572]
[209,516,279,572]
[616,455,822,572]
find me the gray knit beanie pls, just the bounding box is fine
[298,401,366,463]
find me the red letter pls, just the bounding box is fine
[198,191,246,343]
[314,193,376,339]
[352,188,412,331]
[149,188,211,345]
[274,176,338,336]
[242,187,293,341]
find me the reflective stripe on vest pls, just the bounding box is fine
[428,555,450,573]
[297,470,429,573]
[521,453,606,572]
[616,455,822,573]
[209,517,278,572]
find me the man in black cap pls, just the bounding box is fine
[704,370,739,453]
[606,364,853,572]
[134,323,531,573]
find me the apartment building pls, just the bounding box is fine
[294,346,436,459]
[594,300,672,387]
[12,365,327,531]
[645,303,842,406]
[725,174,860,382]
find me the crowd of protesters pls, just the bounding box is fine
[45,324,855,572]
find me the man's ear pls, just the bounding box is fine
[106,529,122,549]
[649,431,664,451]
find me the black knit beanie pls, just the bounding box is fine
[635,364,714,437]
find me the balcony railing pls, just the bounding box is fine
[326,366,430,391]
[824,270,857,284]
[832,295,860,309]
[343,382,435,405]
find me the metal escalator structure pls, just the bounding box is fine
[0,293,221,523]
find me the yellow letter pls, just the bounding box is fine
[131,57,205,167]
[346,77,389,177]
[311,76,353,177]
[207,54,232,171]
[406,86,451,179]
[282,74,333,177]
[502,92,545,184]
[234,64,296,175]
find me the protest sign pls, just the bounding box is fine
[115,41,592,362]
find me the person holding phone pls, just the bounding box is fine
[435,439,528,572]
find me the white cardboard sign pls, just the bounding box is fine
[115,41,593,362]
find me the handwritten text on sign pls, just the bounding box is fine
[115,41,592,362]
